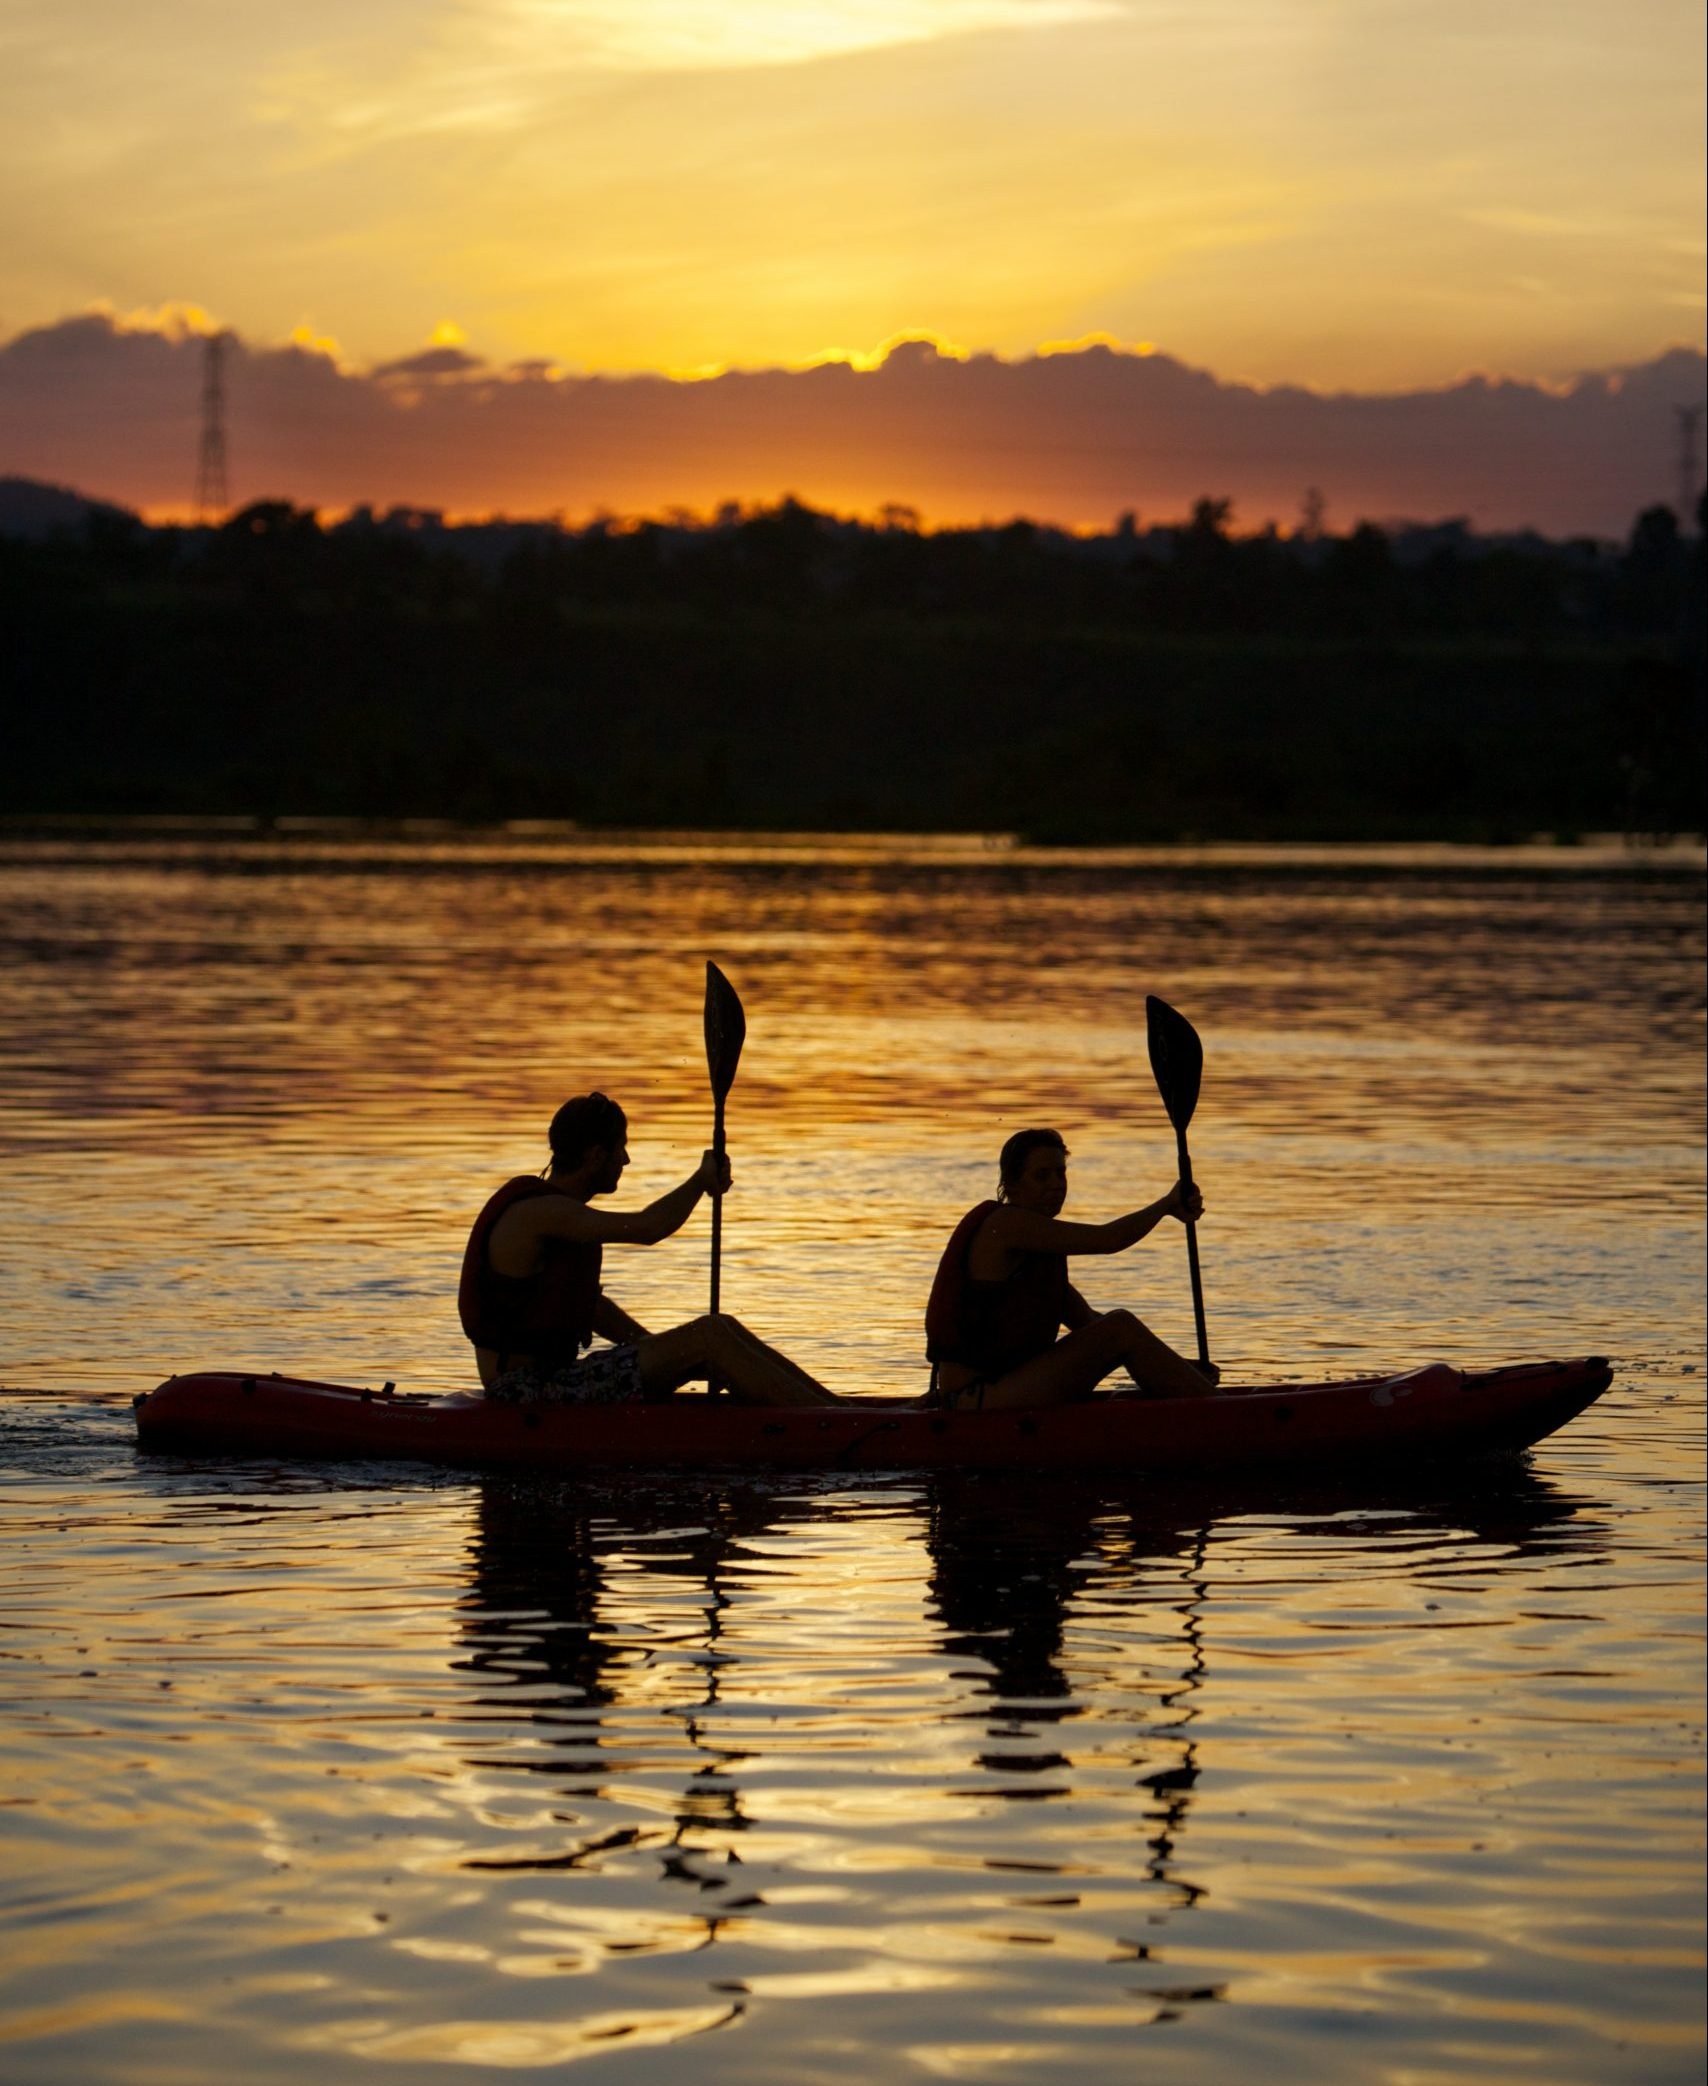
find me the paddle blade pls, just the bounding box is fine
[1146,994,1203,1133]
[704,961,747,1101]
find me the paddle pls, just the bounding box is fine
[703,961,746,1394]
[1145,994,1211,1370]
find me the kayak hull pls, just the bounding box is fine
[132,1357,1613,1476]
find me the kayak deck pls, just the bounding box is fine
[133,1357,1613,1475]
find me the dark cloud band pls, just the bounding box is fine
[1,311,1700,535]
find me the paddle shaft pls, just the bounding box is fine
[709,1092,726,1318]
[1174,1126,1210,1368]
[702,960,745,1403]
[706,1089,731,1397]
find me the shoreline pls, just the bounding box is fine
[0,814,1702,873]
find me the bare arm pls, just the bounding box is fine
[1057,1278,1150,1389]
[593,1294,652,1343]
[490,1153,726,1268]
[985,1181,1202,1258]
[1061,1284,1099,1331]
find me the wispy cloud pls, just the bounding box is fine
[505,0,1121,73]
[254,0,1121,150]
[247,0,1117,164]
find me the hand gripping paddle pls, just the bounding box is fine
[1145,994,1210,1369]
[703,963,747,1393]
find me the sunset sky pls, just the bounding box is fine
[1,0,1703,522]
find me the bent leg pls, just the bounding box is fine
[634,1315,840,1407]
[715,1316,841,1404]
[977,1310,1217,1410]
[973,1318,1133,1410]
[1102,1308,1220,1398]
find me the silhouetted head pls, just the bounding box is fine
[997,1127,1069,1214]
[547,1092,629,1192]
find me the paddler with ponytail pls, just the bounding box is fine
[460,1091,840,1407]
[923,1127,1222,1409]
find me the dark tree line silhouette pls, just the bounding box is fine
[4,492,1703,839]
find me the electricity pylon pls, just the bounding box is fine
[195,331,229,521]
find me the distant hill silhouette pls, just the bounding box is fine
[0,475,138,539]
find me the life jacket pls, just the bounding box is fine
[925,1200,1068,1381]
[458,1176,602,1366]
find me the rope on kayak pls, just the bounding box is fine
[833,1418,905,1467]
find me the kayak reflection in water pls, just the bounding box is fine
[459,1091,841,1407]
[924,1128,1222,1410]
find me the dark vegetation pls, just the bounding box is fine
[4,487,1703,841]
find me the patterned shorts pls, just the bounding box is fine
[488,1344,646,1406]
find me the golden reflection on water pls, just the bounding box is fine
[0,837,1701,1394]
[1,1449,1701,2083]
[0,839,1702,2083]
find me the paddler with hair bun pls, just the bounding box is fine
[459,1091,841,1407]
[923,1127,1223,1410]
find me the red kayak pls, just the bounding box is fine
[133,1357,1612,1475]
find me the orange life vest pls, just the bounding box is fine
[925,1200,1069,1380]
[458,1176,602,1366]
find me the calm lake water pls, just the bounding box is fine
[1,834,1703,2084]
